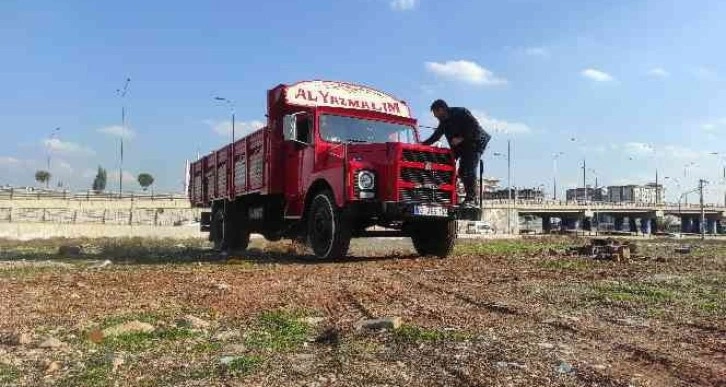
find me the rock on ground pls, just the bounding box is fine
[355,317,402,331]
[177,315,211,329]
[102,321,155,337]
[38,337,66,349]
[43,360,62,374]
[212,330,241,342]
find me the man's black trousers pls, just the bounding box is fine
[457,148,482,203]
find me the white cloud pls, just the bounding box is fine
[390,0,418,11]
[98,125,135,139]
[692,67,718,81]
[648,67,669,78]
[662,145,704,160]
[205,119,265,138]
[425,60,507,86]
[42,138,95,156]
[54,159,73,173]
[0,156,20,166]
[472,110,532,135]
[702,118,726,131]
[581,68,614,82]
[622,142,654,157]
[524,47,549,57]
[108,170,137,184]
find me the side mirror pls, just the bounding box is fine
[283,114,297,141]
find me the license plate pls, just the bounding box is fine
[413,205,448,217]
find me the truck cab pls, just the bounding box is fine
[189,80,478,260]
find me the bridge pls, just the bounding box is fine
[477,200,726,235]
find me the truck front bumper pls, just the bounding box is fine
[372,201,481,221]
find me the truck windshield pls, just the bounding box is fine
[319,114,417,144]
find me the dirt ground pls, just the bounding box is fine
[0,236,724,387]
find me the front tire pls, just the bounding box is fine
[306,190,351,260]
[409,220,457,258]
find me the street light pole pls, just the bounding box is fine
[552,152,564,200]
[45,127,60,189]
[214,96,235,144]
[699,179,707,240]
[116,78,130,198]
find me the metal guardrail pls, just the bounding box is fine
[481,199,726,211]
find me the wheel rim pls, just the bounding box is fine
[311,199,333,256]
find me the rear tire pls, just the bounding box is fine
[409,220,456,258]
[210,202,250,253]
[306,190,351,260]
[211,206,227,252]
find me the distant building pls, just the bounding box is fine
[607,184,664,203]
[566,186,606,202]
[483,187,545,200]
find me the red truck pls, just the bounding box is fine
[188,80,480,260]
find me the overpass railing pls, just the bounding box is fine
[481,199,725,211]
[0,188,187,201]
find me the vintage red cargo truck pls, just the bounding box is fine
[188,80,479,260]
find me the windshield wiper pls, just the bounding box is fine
[345,138,369,143]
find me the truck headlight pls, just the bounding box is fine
[358,170,375,190]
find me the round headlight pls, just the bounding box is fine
[358,171,375,190]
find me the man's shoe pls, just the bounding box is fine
[461,200,477,208]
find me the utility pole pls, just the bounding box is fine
[507,139,512,234]
[552,152,563,200]
[45,127,60,189]
[699,179,706,240]
[655,169,659,204]
[117,78,130,198]
[582,158,587,202]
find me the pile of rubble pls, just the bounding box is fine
[569,238,634,261]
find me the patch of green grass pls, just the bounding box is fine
[582,275,725,316]
[57,356,112,387]
[244,310,309,352]
[394,325,471,342]
[99,312,164,329]
[101,327,199,352]
[591,282,675,303]
[0,364,20,385]
[0,266,58,279]
[224,355,263,376]
[538,259,591,270]
[191,341,223,353]
[455,238,571,257]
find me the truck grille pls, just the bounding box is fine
[400,168,453,185]
[400,188,452,203]
[402,150,452,164]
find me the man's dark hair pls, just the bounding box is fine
[430,99,448,111]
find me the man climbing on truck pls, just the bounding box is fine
[421,99,491,207]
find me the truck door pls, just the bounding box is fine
[283,113,314,217]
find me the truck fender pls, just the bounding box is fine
[303,179,342,216]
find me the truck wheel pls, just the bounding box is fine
[306,190,351,260]
[409,220,456,258]
[211,205,250,253]
[211,207,227,251]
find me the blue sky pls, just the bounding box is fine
[1,0,725,202]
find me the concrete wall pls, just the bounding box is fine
[0,197,193,210]
[481,208,519,234]
[0,198,204,227]
[0,223,206,241]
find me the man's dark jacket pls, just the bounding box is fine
[421,107,491,156]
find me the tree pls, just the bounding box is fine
[137,173,154,191]
[92,166,107,193]
[35,170,51,188]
